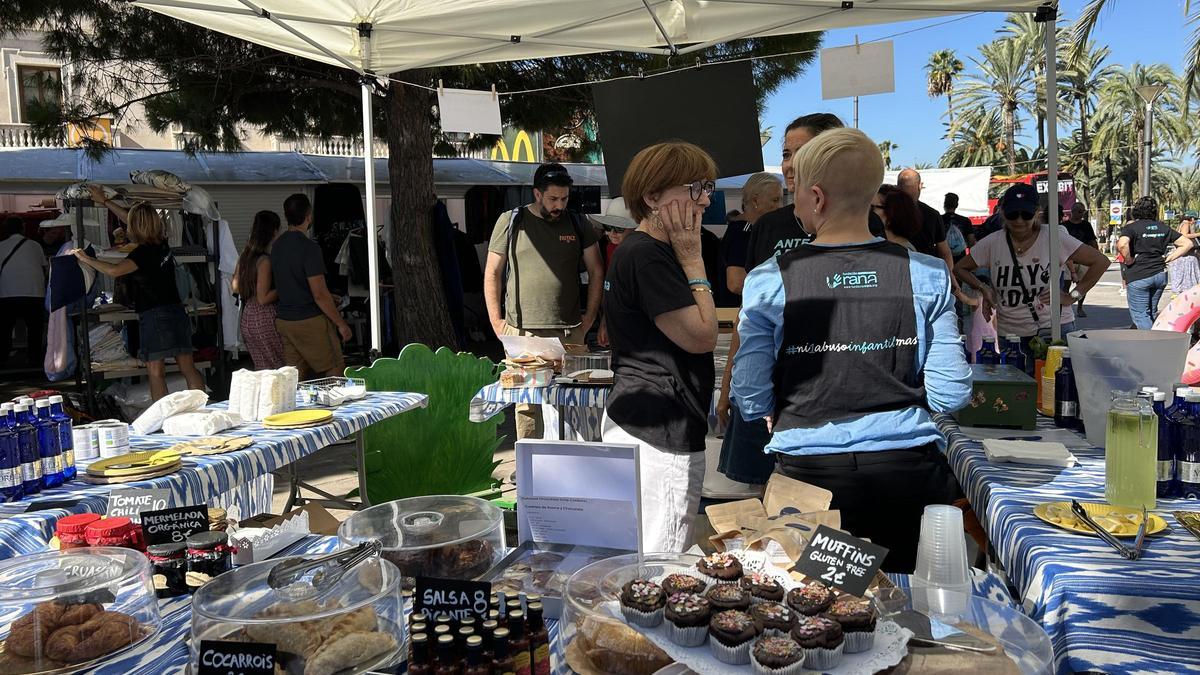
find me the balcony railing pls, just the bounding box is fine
[277,136,390,158]
[0,123,69,148]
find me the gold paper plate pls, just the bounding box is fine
[87,450,182,477]
[262,409,333,427]
[1034,501,1168,538]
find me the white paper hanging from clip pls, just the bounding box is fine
[820,40,895,100]
[437,87,503,135]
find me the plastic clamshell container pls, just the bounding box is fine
[0,547,161,674]
[190,553,403,674]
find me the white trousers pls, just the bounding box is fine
[602,411,705,553]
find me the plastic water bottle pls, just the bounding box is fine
[1153,391,1176,498]
[13,403,41,495]
[1000,335,1028,375]
[34,400,63,489]
[1181,391,1200,499]
[1163,387,1192,497]
[1054,350,1082,431]
[975,337,1000,365]
[48,396,75,481]
[0,404,21,502]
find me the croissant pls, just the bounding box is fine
[44,611,141,663]
[6,602,103,658]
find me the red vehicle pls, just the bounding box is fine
[971,172,1076,225]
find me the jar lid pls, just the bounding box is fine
[147,542,186,557]
[186,530,228,550]
[207,508,227,522]
[56,513,102,535]
[85,517,134,537]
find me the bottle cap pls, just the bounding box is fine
[14,403,28,413]
[1,403,12,411]
[493,627,510,639]
[437,634,455,646]
[35,400,50,408]
[1060,348,1070,357]
[1006,335,1019,341]
[1178,387,1193,398]
[49,395,63,404]
[467,635,483,648]
[983,336,995,342]
[1153,392,1167,402]
[1141,386,1160,393]
[1187,391,1200,403]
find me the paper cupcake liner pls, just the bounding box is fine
[749,593,783,605]
[751,651,806,675]
[803,642,845,670]
[760,625,794,638]
[709,636,752,665]
[620,604,664,628]
[667,621,709,647]
[842,627,876,654]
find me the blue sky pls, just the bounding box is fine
[759,0,1192,169]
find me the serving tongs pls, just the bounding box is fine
[267,540,382,599]
[1070,500,1147,560]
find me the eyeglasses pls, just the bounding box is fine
[1005,210,1035,221]
[683,180,717,201]
[602,225,624,233]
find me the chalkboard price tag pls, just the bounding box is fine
[107,488,170,523]
[792,524,888,598]
[24,498,82,513]
[414,576,491,621]
[197,640,276,675]
[140,504,209,545]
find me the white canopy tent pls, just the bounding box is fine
[131,0,1064,351]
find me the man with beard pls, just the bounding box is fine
[485,162,604,438]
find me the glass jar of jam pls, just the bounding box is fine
[147,542,188,598]
[84,516,144,551]
[185,531,233,591]
[55,513,101,549]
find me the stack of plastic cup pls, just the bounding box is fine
[912,504,972,616]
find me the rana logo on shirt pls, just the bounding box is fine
[826,270,879,290]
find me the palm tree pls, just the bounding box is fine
[878,140,899,169]
[940,105,1015,168]
[926,49,965,126]
[1060,42,1117,207]
[952,38,1038,174]
[1075,1,1200,105]
[1092,63,1187,198]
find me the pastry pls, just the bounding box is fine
[433,539,495,579]
[7,601,105,659]
[705,583,751,611]
[661,573,707,596]
[664,593,710,647]
[45,611,141,663]
[696,552,743,582]
[750,635,805,675]
[575,617,672,675]
[792,615,845,670]
[786,581,835,616]
[304,631,397,675]
[741,573,784,603]
[749,602,797,635]
[708,610,757,665]
[245,620,317,658]
[822,598,876,653]
[619,579,665,627]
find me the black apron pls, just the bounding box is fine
[772,240,926,431]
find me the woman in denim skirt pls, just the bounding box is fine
[74,199,204,401]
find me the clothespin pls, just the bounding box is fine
[438,79,444,96]
[695,57,702,69]
[491,84,497,100]
[637,68,645,80]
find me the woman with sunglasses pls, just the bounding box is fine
[603,141,719,553]
[954,184,1110,351]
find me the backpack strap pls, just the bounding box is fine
[502,206,523,328]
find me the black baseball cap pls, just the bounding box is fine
[1000,184,1038,214]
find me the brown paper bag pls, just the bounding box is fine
[764,473,833,515]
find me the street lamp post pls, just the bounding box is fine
[1136,84,1167,198]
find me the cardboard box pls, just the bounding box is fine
[954,364,1037,430]
[240,504,341,536]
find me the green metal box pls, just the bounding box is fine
[954,364,1038,430]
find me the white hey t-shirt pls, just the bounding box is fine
[969,225,1082,337]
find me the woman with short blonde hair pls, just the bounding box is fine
[602,141,719,553]
[732,128,973,572]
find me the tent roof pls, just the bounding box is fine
[0,147,328,184]
[131,0,1047,74]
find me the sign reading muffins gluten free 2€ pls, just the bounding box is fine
[793,525,888,597]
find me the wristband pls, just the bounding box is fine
[691,286,713,294]
[687,279,711,289]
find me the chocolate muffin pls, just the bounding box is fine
[792,615,845,670]
[664,592,711,647]
[786,581,835,616]
[706,583,751,611]
[708,610,758,665]
[619,579,665,627]
[741,573,784,603]
[750,636,805,675]
[662,573,708,596]
[696,552,743,582]
[749,602,797,635]
[823,598,877,653]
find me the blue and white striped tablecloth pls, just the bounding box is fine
[941,414,1200,675]
[0,392,427,559]
[471,382,609,441]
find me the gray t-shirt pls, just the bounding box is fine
[270,229,325,321]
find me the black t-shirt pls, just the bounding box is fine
[1065,219,1098,247]
[1121,220,1181,283]
[743,205,886,271]
[126,242,180,313]
[944,213,972,237]
[910,201,948,258]
[603,232,714,453]
[722,220,752,269]
[271,229,326,321]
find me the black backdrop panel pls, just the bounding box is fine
[592,60,764,196]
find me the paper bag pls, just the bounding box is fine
[764,473,833,515]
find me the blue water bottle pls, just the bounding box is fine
[975,336,1000,365]
[1154,391,1176,498]
[0,404,21,502]
[34,400,63,489]
[48,395,75,481]
[1001,335,1028,374]
[1180,391,1200,499]
[13,402,40,495]
[1165,387,1192,496]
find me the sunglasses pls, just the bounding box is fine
[1005,210,1035,221]
[602,225,625,233]
[682,180,717,202]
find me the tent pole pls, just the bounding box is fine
[1042,8,1061,341]
[362,77,383,357]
